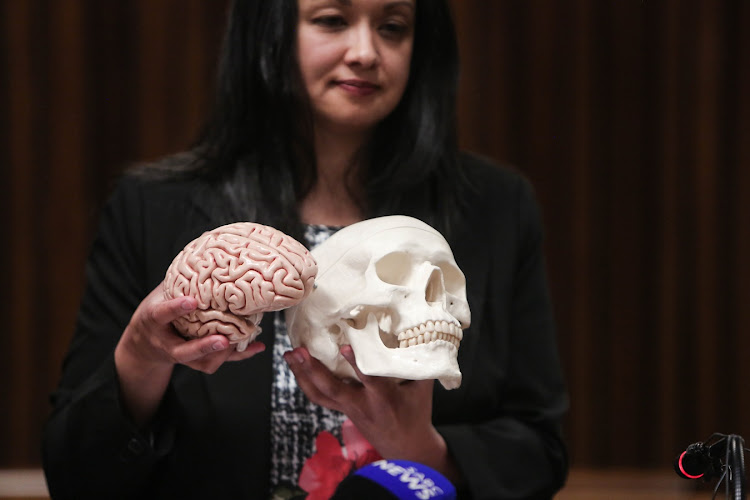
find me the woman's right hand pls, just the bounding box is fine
[114,285,265,426]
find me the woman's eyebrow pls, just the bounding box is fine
[304,0,352,7]
[385,1,415,12]
[310,0,415,10]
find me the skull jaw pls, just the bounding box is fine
[345,313,462,390]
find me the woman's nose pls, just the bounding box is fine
[344,24,379,68]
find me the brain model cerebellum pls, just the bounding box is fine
[163,222,317,351]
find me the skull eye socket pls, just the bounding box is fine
[438,262,465,295]
[374,251,412,285]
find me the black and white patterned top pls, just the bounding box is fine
[269,224,346,492]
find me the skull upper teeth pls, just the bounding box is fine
[396,320,462,348]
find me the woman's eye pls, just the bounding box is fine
[379,22,409,38]
[313,16,346,28]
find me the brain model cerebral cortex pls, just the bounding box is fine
[163,222,317,351]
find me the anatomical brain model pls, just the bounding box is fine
[163,222,317,351]
[285,216,470,390]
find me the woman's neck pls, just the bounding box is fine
[299,186,363,226]
[299,127,368,226]
[313,124,369,179]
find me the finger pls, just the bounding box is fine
[170,334,230,365]
[185,348,235,374]
[284,348,355,411]
[339,345,393,388]
[226,341,266,361]
[286,365,340,410]
[406,379,436,396]
[144,295,198,327]
[187,341,266,373]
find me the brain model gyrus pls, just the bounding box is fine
[163,222,317,351]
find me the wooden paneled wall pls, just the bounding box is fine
[1,0,748,470]
[452,0,750,467]
[0,0,230,466]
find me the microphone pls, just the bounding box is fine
[674,436,729,481]
[331,459,456,500]
[674,442,712,479]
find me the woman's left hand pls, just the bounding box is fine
[284,345,461,482]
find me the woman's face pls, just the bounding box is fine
[297,0,415,136]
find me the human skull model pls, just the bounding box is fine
[285,216,470,389]
[164,222,317,351]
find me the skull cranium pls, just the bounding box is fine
[285,216,470,389]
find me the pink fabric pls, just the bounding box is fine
[299,419,383,499]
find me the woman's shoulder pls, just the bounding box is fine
[98,154,223,284]
[457,151,535,207]
[101,153,219,237]
[105,153,212,210]
[458,150,529,188]
[116,151,201,190]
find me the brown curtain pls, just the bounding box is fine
[452,0,750,467]
[1,0,748,469]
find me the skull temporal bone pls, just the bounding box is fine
[285,216,470,390]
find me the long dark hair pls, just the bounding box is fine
[143,0,468,238]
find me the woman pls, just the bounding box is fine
[43,0,569,498]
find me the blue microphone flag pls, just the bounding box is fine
[351,459,456,499]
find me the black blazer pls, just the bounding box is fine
[43,153,568,499]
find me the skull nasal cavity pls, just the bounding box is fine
[425,267,445,303]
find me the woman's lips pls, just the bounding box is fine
[336,79,379,96]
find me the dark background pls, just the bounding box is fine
[2,0,748,474]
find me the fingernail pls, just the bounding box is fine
[212,341,225,351]
[284,351,304,365]
[181,299,194,310]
